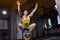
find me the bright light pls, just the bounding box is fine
[48,18,52,26]
[57,16,60,24]
[2,10,7,15]
[55,5,57,8]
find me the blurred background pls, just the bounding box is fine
[0,0,60,40]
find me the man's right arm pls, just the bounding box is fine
[17,0,22,17]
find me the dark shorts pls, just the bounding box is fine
[24,26,29,31]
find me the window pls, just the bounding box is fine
[48,18,52,26]
[0,20,7,29]
[57,16,60,24]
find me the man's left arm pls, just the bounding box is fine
[28,3,38,17]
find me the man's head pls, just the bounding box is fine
[23,10,28,16]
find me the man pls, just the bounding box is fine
[17,0,38,32]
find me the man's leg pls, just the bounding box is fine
[18,23,24,31]
[29,23,36,32]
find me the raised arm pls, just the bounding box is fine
[28,3,38,17]
[17,0,22,17]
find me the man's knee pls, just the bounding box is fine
[18,23,24,30]
[33,23,36,26]
[29,23,36,30]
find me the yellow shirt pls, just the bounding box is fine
[21,17,30,27]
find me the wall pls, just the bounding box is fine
[11,11,17,40]
[55,0,60,16]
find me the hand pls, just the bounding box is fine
[17,0,21,6]
[35,3,38,7]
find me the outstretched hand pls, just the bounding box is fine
[35,3,38,7]
[17,0,21,6]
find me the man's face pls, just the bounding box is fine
[23,10,28,15]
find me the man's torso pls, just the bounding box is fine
[21,16,30,27]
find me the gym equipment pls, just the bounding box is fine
[24,27,30,40]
